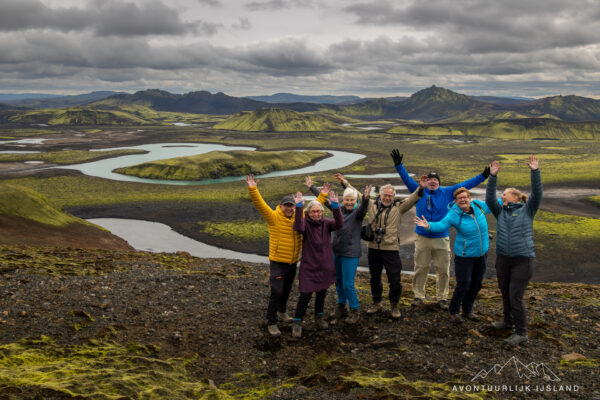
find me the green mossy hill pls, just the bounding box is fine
[514,95,600,121]
[0,183,88,227]
[213,107,345,131]
[115,150,329,180]
[8,107,151,126]
[389,118,600,140]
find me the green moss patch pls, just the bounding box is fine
[0,183,91,227]
[199,220,269,242]
[213,108,345,132]
[534,211,600,244]
[114,150,329,180]
[0,336,215,399]
[0,149,146,165]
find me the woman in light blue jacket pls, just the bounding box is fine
[415,187,491,324]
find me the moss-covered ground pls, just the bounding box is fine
[0,149,146,165]
[115,150,329,180]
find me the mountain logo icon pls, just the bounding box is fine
[471,356,561,382]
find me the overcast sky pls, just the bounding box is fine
[1,0,599,98]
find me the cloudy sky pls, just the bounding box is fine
[1,0,599,98]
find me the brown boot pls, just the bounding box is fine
[366,302,382,315]
[390,303,401,319]
[345,308,360,324]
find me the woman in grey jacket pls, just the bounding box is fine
[486,156,542,346]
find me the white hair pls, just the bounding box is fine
[343,187,358,199]
[306,200,324,213]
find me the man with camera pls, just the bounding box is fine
[337,175,427,319]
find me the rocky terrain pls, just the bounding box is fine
[0,245,598,399]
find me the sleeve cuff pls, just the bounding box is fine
[331,201,339,209]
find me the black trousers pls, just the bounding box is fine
[368,248,403,304]
[294,289,327,320]
[266,261,297,325]
[495,255,534,335]
[449,254,487,315]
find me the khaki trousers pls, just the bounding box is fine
[412,236,451,301]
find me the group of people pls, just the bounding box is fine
[245,151,542,346]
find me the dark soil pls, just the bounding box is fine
[0,246,598,399]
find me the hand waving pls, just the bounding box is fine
[292,191,303,204]
[245,174,258,187]
[490,161,500,177]
[320,182,331,194]
[328,190,339,203]
[390,149,403,166]
[363,184,373,199]
[304,176,314,188]
[333,173,344,183]
[418,175,428,188]
[414,215,430,229]
[527,155,539,170]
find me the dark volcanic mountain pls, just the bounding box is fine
[91,89,270,115]
[245,92,361,104]
[7,91,125,108]
[513,95,600,121]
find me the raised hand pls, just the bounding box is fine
[527,155,539,170]
[414,215,430,229]
[293,191,303,204]
[245,174,258,187]
[363,184,373,199]
[320,182,331,194]
[304,176,314,188]
[328,190,339,203]
[390,149,403,166]
[418,174,428,188]
[333,173,344,183]
[490,161,500,176]
[482,165,491,178]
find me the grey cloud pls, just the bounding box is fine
[197,0,223,6]
[232,17,252,30]
[343,0,600,54]
[0,0,218,37]
[244,0,314,11]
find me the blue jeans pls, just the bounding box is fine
[449,254,487,316]
[334,255,360,310]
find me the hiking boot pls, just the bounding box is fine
[491,320,514,330]
[450,314,463,325]
[267,324,281,337]
[390,303,401,319]
[438,300,449,310]
[504,333,528,346]
[277,312,293,323]
[332,303,348,320]
[411,297,424,307]
[463,313,480,322]
[366,302,382,314]
[345,308,359,324]
[292,320,302,338]
[315,314,329,329]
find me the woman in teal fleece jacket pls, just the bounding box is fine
[415,188,491,323]
[485,156,543,347]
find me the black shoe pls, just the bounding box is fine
[463,313,480,322]
[332,303,348,320]
[450,314,463,325]
[491,320,514,330]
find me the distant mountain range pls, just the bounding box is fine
[244,93,362,104]
[3,86,600,127]
[1,91,126,108]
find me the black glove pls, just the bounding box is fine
[482,165,491,179]
[390,149,403,166]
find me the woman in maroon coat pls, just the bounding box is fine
[292,184,343,338]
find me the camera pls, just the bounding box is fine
[375,227,386,244]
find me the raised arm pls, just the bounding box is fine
[293,191,306,234]
[485,161,501,218]
[246,174,276,224]
[305,176,332,210]
[391,149,419,192]
[355,185,372,220]
[526,155,543,216]
[329,190,344,230]
[335,174,364,201]
[415,213,454,233]
[397,174,427,213]
[447,165,489,192]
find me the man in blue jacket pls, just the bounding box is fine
[391,149,489,309]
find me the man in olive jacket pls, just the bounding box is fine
[341,176,426,318]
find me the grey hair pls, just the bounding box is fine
[379,184,395,195]
[306,200,324,213]
[343,187,358,199]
